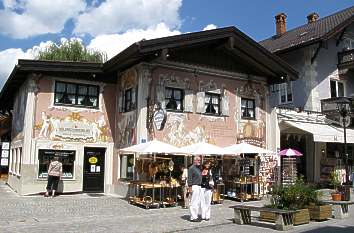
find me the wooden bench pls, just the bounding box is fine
[230,205,298,231]
[321,200,354,219]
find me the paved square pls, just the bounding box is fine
[1,181,354,233]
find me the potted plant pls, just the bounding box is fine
[329,170,341,201]
[261,177,311,225]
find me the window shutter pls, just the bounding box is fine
[156,85,165,109]
[184,90,194,112]
[255,94,260,120]
[196,91,205,113]
[118,91,124,112]
[131,87,137,110]
[221,89,229,116]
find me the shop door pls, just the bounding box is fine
[83,147,105,192]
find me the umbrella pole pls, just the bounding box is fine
[153,153,156,206]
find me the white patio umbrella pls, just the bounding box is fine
[178,141,233,155]
[120,139,180,154]
[224,142,275,154]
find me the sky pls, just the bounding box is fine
[0,0,353,89]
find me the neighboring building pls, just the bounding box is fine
[0,27,298,195]
[260,6,354,183]
[0,60,117,195]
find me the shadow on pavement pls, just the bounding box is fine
[180,214,190,221]
[225,218,277,231]
[300,226,354,233]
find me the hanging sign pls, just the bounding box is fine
[153,109,167,130]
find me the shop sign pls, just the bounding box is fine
[89,156,98,164]
[153,109,166,130]
[0,158,8,166]
[2,142,10,150]
[54,121,96,140]
[1,141,10,167]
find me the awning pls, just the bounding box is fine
[281,121,354,143]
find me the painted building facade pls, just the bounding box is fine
[110,27,297,196]
[4,61,116,195]
[1,27,298,195]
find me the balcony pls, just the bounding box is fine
[338,49,354,69]
[321,97,354,117]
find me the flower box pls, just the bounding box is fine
[308,205,332,221]
[260,209,310,225]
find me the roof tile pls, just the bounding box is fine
[260,6,354,53]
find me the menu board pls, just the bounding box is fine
[0,142,10,166]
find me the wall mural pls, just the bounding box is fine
[117,112,136,147]
[163,113,207,147]
[34,112,110,143]
[117,68,138,148]
[235,81,267,147]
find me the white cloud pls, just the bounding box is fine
[88,23,181,59]
[74,0,182,36]
[0,0,86,39]
[0,41,53,88]
[203,24,217,31]
[0,22,181,89]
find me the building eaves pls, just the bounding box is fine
[103,26,298,82]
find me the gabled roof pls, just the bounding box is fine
[104,26,298,82]
[260,6,354,53]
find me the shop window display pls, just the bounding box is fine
[221,154,264,201]
[120,154,134,180]
[38,149,75,179]
[127,154,186,209]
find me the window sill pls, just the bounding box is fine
[166,109,184,113]
[278,101,293,105]
[54,103,99,110]
[122,109,136,113]
[202,113,222,117]
[241,117,256,121]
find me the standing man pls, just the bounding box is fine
[188,155,202,222]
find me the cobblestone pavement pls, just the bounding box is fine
[1,181,354,233]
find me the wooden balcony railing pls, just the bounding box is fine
[338,49,354,67]
[321,97,354,115]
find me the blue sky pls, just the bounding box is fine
[0,0,353,88]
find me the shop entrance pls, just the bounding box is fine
[83,147,105,193]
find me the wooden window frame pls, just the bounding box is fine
[241,98,256,120]
[204,92,221,116]
[54,81,99,109]
[165,87,184,112]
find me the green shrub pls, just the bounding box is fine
[267,176,317,210]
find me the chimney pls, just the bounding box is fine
[275,13,287,36]
[307,12,319,23]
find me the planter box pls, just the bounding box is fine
[260,211,276,222]
[260,209,310,225]
[308,205,332,221]
[294,209,310,225]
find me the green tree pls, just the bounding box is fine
[36,39,107,63]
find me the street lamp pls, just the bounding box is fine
[335,97,352,184]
